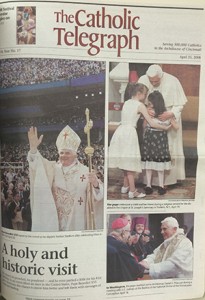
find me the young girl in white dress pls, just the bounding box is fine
[109,83,170,199]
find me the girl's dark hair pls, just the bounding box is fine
[148,91,166,117]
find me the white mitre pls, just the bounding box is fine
[56,125,81,153]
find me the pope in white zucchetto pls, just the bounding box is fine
[138,64,187,186]
[27,125,103,232]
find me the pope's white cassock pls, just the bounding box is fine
[27,126,103,232]
[144,230,193,279]
[138,68,187,185]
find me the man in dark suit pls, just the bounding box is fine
[7,190,23,230]
[107,217,145,283]
[16,181,31,230]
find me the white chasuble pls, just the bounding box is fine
[28,151,103,231]
[145,232,193,279]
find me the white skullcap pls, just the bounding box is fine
[56,125,81,153]
[161,217,179,228]
[146,64,163,78]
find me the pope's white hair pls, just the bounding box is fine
[146,64,163,78]
[161,217,179,229]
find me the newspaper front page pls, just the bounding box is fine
[0,0,205,299]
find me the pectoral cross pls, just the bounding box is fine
[80,175,86,182]
[78,197,83,205]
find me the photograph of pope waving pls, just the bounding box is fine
[27,125,103,232]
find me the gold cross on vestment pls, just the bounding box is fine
[63,132,69,139]
[78,197,83,205]
[80,175,86,182]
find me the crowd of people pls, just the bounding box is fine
[1,56,105,230]
[1,135,104,231]
[0,58,106,88]
[0,103,105,130]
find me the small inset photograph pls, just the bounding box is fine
[107,213,194,283]
[17,6,36,45]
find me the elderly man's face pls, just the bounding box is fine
[59,150,76,167]
[161,222,177,240]
[148,75,161,87]
[135,223,145,234]
[121,224,131,244]
[122,215,132,224]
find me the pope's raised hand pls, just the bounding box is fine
[28,126,43,153]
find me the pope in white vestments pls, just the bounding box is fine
[138,64,187,186]
[27,126,103,232]
[139,217,193,279]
